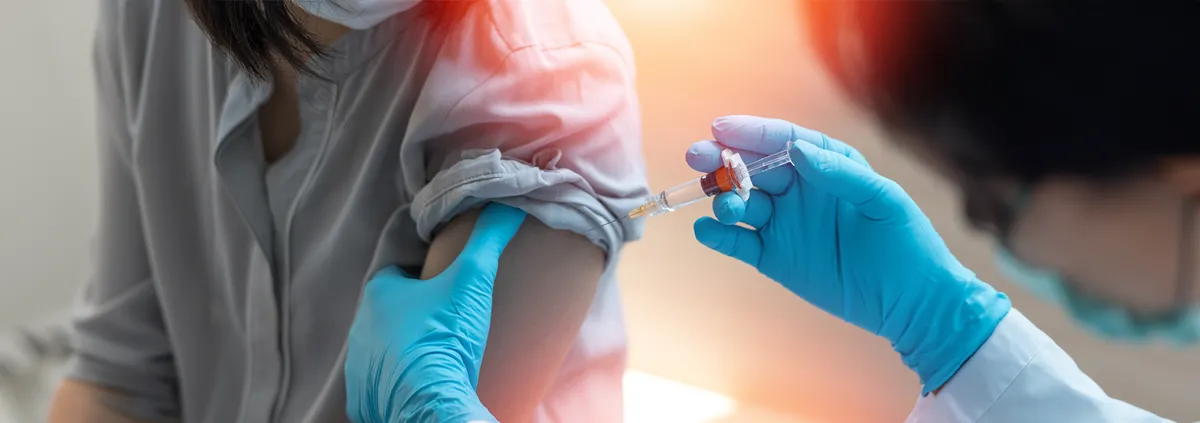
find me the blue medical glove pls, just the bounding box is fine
[345,203,526,423]
[689,116,1011,394]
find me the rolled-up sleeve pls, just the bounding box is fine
[65,0,179,417]
[399,11,649,258]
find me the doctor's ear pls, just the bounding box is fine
[1159,157,1200,197]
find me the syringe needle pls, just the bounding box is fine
[593,148,759,230]
[587,216,625,232]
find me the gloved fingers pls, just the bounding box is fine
[712,190,773,229]
[808,131,872,170]
[687,139,792,195]
[748,165,795,196]
[712,192,746,224]
[687,139,765,171]
[694,217,763,267]
[841,140,872,170]
[711,115,873,169]
[741,190,774,229]
[454,203,527,277]
[372,265,408,280]
[710,115,797,155]
[684,139,722,172]
[361,265,415,303]
[788,141,904,221]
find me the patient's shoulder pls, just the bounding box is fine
[477,0,633,55]
[96,0,230,120]
[97,0,197,50]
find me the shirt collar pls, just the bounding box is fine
[308,8,419,80]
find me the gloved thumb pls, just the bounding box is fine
[788,141,903,221]
[455,203,527,277]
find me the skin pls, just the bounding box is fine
[422,209,604,423]
[904,128,1200,314]
[1007,170,1200,315]
[46,382,167,423]
[260,3,348,163]
[49,4,605,422]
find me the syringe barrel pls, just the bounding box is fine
[628,155,745,220]
[659,176,709,211]
[651,169,728,213]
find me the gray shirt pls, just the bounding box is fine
[71,1,648,422]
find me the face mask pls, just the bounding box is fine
[996,248,1200,344]
[294,0,421,30]
[994,198,1200,344]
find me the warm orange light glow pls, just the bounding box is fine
[613,0,711,21]
[623,370,737,423]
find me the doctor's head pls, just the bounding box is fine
[807,1,1200,337]
[182,0,467,80]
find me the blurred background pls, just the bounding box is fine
[2,0,1198,422]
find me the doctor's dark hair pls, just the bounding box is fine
[805,1,1200,230]
[183,0,473,80]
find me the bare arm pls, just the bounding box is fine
[404,4,646,420]
[421,209,605,423]
[47,382,161,423]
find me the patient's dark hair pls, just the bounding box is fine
[184,0,473,80]
[805,1,1200,230]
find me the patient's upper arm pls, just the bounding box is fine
[400,4,649,420]
[421,208,605,422]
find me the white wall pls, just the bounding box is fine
[0,2,100,327]
[1,1,1197,422]
[0,2,99,419]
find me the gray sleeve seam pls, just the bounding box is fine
[93,0,137,170]
[422,170,510,209]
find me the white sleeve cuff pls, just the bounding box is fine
[907,309,1043,422]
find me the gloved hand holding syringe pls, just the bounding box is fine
[594,142,794,229]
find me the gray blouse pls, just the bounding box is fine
[71,1,649,422]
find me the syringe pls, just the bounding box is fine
[742,142,795,178]
[594,143,794,230]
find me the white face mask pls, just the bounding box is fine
[293,0,422,30]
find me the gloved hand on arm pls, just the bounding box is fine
[688,116,1012,394]
[345,203,527,423]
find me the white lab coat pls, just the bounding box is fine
[909,309,1173,422]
